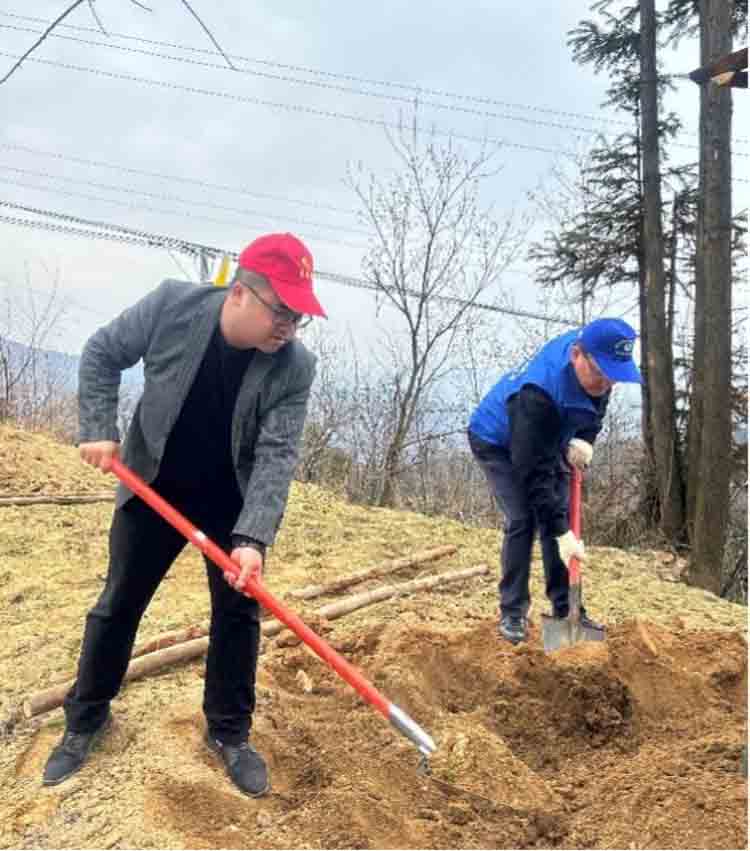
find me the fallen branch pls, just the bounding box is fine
[21,563,488,720]
[286,545,458,600]
[0,494,114,507]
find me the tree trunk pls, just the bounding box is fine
[688,0,733,592]
[639,0,686,541]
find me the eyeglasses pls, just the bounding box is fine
[244,285,312,329]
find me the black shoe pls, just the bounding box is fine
[42,714,111,786]
[205,732,269,797]
[498,614,527,645]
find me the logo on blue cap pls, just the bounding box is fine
[614,338,634,359]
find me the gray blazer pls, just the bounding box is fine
[78,279,316,546]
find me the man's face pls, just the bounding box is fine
[571,345,615,397]
[221,273,302,352]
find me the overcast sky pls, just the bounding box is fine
[0,0,737,356]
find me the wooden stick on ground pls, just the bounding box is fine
[286,545,458,601]
[131,624,209,659]
[133,545,458,658]
[0,494,114,507]
[21,563,488,720]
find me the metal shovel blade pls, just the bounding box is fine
[540,613,606,652]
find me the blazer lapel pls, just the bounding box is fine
[171,290,224,416]
[231,350,276,463]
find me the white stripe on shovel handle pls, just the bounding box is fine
[107,457,436,758]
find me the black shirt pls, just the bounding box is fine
[155,323,254,514]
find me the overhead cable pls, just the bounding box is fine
[3,20,742,157]
[1,48,747,165]
[4,9,745,146]
[0,163,372,237]
[0,176,367,251]
[0,141,358,217]
[0,200,577,326]
[0,50,584,159]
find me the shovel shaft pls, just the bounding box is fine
[108,458,435,757]
[568,468,582,587]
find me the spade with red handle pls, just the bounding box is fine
[107,457,436,760]
[541,467,606,652]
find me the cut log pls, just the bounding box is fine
[21,562,488,720]
[132,624,209,659]
[286,545,458,600]
[0,494,114,507]
[314,564,488,620]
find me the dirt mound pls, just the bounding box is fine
[3,617,746,849]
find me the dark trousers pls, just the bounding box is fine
[469,431,570,618]
[63,492,260,745]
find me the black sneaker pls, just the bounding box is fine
[205,732,269,797]
[42,713,111,786]
[498,614,527,645]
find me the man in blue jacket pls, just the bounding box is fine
[468,318,642,645]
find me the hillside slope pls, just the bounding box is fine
[0,426,746,849]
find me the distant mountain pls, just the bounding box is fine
[2,339,144,390]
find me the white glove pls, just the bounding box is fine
[566,438,593,470]
[556,530,586,567]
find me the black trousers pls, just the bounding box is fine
[63,490,260,745]
[469,431,571,618]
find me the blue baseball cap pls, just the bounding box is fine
[578,318,642,384]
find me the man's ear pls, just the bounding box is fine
[227,280,244,303]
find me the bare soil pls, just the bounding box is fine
[0,426,746,849]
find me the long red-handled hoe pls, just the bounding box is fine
[108,457,436,767]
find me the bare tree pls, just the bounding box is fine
[0,272,70,424]
[347,115,522,507]
[0,0,234,85]
[295,325,358,488]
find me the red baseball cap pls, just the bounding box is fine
[237,233,326,318]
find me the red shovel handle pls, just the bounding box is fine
[568,467,582,585]
[106,457,436,757]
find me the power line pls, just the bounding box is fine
[0,22,667,145]
[5,20,744,157]
[5,9,746,147]
[2,47,747,165]
[0,175,367,251]
[0,200,577,326]
[0,50,584,159]
[0,163,373,238]
[0,141,359,217]
[0,12,644,129]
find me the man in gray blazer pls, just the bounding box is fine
[43,233,324,797]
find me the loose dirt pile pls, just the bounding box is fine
[1,426,747,849]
